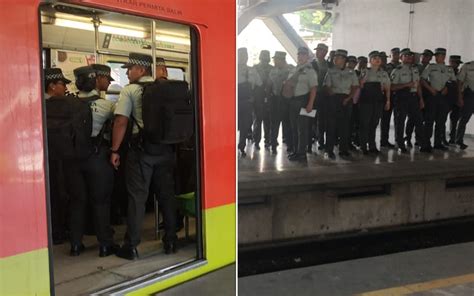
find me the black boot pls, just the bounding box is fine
[116,246,139,260]
[70,243,85,256]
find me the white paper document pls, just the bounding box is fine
[299,108,316,118]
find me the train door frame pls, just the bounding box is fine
[38,2,205,294]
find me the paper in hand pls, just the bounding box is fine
[299,108,316,118]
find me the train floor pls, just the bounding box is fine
[157,264,236,296]
[53,213,197,295]
[238,129,474,173]
[238,241,474,296]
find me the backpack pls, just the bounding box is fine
[46,95,97,160]
[139,79,194,144]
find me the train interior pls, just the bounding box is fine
[40,3,201,295]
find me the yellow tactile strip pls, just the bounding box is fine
[356,273,474,296]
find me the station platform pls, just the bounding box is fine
[238,133,474,246]
[239,135,474,197]
[158,264,235,295]
[239,241,474,296]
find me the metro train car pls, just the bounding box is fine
[0,0,235,295]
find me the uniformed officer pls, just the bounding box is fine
[44,68,71,244]
[405,49,433,146]
[268,51,293,154]
[390,48,426,153]
[447,55,463,144]
[356,56,368,76]
[358,51,391,154]
[453,60,474,150]
[237,48,262,157]
[351,56,369,148]
[287,46,318,161]
[253,50,274,150]
[324,49,359,159]
[380,49,397,148]
[417,49,434,73]
[155,57,168,80]
[44,68,71,99]
[327,50,336,68]
[66,65,118,256]
[311,43,330,152]
[110,53,177,259]
[421,48,457,151]
[380,51,388,69]
[385,47,401,75]
[346,55,358,70]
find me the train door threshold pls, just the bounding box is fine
[53,214,197,295]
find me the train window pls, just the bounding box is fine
[106,62,129,87]
[167,67,185,80]
[40,3,201,294]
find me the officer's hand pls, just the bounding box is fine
[342,97,351,106]
[457,99,464,108]
[419,99,425,110]
[110,153,121,170]
[305,104,313,113]
[441,88,448,96]
[384,101,390,111]
[430,89,437,96]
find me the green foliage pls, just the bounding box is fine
[296,10,332,39]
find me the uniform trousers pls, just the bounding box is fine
[380,94,394,145]
[64,145,114,246]
[269,95,283,149]
[351,102,360,146]
[405,88,428,144]
[281,97,293,150]
[424,92,451,146]
[238,101,253,151]
[253,94,271,146]
[394,90,424,147]
[326,94,352,153]
[124,143,177,247]
[446,83,459,142]
[358,83,384,151]
[289,94,310,155]
[317,94,328,147]
[455,89,474,144]
[49,158,69,241]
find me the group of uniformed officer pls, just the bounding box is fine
[238,44,474,161]
[45,53,177,260]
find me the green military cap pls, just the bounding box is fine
[156,57,166,66]
[357,56,368,62]
[449,55,463,63]
[368,50,381,59]
[400,48,414,56]
[73,65,96,79]
[297,46,310,54]
[379,51,387,57]
[347,55,357,63]
[434,48,447,55]
[272,51,287,59]
[121,52,153,68]
[422,49,434,57]
[44,68,71,84]
[334,49,348,58]
[391,47,400,53]
[314,43,329,51]
[259,50,270,59]
[91,64,114,81]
